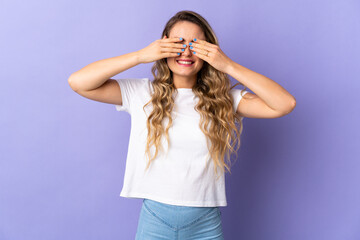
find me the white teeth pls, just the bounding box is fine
[177,61,193,64]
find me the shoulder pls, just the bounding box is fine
[114,77,151,93]
[115,77,150,86]
[229,87,249,112]
[229,87,248,100]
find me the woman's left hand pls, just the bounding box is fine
[190,38,233,74]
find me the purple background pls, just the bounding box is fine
[1,0,359,239]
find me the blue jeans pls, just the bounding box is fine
[135,198,224,240]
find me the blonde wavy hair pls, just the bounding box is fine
[142,10,248,180]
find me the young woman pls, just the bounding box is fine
[68,10,296,240]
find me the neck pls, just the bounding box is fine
[173,74,197,89]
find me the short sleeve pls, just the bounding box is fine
[114,78,149,113]
[229,87,249,116]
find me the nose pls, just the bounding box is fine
[181,42,192,56]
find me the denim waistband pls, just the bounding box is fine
[142,198,220,231]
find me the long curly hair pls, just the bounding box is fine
[142,10,248,180]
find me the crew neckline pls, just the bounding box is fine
[175,88,194,94]
[176,88,193,91]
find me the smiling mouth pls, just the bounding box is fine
[176,60,194,66]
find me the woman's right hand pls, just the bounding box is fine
[136,36,185,64]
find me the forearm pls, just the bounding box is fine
[68,51,141,91]
[226,61,296,112]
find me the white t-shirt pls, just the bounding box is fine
[114,77,248,207]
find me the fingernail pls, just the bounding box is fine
[189,42,192,45]
[183,44,186,47]
[179,37,183,40]
[193,52,196,54]
[190,46,193,49]
[182,49,185,51]
[193,38,197,41]
[177,53,180,55]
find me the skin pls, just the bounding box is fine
[166,21,296,118]
[166,21,205,89]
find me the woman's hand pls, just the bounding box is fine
[136,36,185,64]
[190,39,234,74]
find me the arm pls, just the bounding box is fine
[67,36,182,106]
[68,51,141,92]
[185,38,295,119]
[226,62,296,118]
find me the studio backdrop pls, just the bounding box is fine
[1,0,359,240]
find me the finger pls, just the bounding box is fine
[160,46,184,54]
[190,42,215,53]
[161,36,183,43]
[192,38,217,49]
[163,51,181,57]
[191,48,209,60]
[160,42,186,49]
[190,44,213,57]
